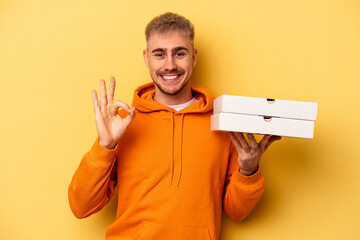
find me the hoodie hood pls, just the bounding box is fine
[132,82,214,114]
[131,82,214,186]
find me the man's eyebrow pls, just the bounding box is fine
[151,48,166,53]
[172,47,189,52]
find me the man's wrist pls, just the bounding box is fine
[98,139,116,150]
[238,167,258,176]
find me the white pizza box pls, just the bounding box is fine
[211,113,315,139]
[214,95,318,121]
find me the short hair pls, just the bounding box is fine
[145,12,195,45]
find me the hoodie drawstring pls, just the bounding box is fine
[177,114,185,187]
[170,113,175,185]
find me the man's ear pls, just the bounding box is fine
[143,49,149,68]
[193,48,198,67]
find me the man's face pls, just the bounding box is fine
[143,31,197,96]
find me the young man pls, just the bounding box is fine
[68,12,281,240]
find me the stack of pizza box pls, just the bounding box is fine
[211,95,318,139]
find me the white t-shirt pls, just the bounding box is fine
[167,98,198,112]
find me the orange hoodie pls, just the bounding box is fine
[68,83,265,240]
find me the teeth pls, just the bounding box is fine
[162,75,178,80]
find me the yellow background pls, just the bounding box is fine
[1,0,359,239]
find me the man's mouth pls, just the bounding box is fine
[160,74,182,81]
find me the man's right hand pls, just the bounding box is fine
[92,76,136,149]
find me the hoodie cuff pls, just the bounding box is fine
[89,139,118,157]
[84,139,118,169]
[231,167,265,198]
[235,167,262,182]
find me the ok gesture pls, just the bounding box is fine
[92,76,136,149]
[230,132,281,176]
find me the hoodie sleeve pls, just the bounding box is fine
[222,139,265,222]
[68,138,117,219]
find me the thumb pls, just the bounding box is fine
[265,136,282,150]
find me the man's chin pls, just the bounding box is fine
[159,86,182,96]
[155,82,187,96]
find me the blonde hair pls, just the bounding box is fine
[145,12,195,45]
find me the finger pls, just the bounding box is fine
[259,134,271,150]
[237,132,250,151]
[265,136,282,150]
[124,107,136,124]
[229,132,242,152]
[129,106,136,117]
[247,133,258,149]
[113,100,131,112]
[91,90,100,115]
[100,79,107,109]
[107,76,116,104]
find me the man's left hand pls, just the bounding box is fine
[230,132,282,176]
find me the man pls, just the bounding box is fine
[68,12,281,240]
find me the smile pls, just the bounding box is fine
[160,74,183,81]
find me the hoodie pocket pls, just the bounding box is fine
[137,221,212,240]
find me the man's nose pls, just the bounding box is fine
[164,55,177,71]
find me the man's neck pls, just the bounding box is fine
[153,85,193,105]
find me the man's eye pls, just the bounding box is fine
[154,53,163,57]
[175,52,185,57]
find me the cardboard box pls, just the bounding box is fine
[211,95,318,139]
